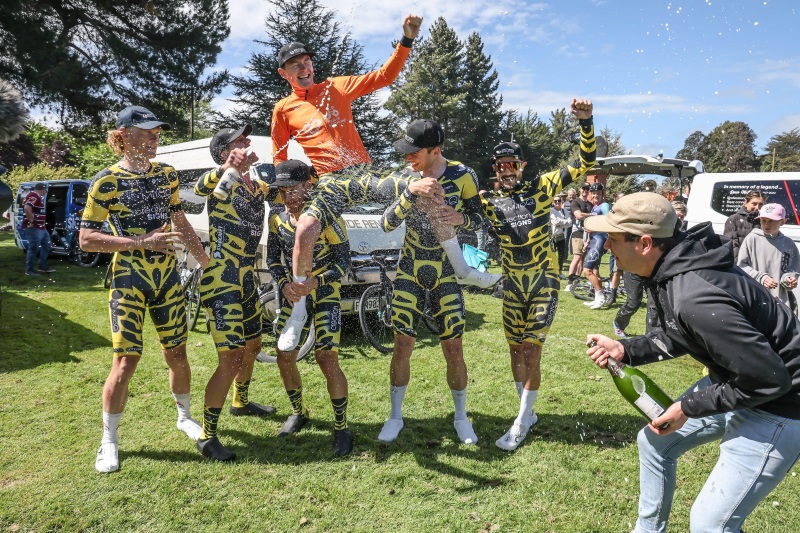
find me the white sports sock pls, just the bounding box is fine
[440,237,470,277]
[290,275,307,320]
[389,385,407,419]
[515,381,523,397]
[101,411,122,445]
[172,392,192,421]
[514,389,539,425]
[451,387,468,421]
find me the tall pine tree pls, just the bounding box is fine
[385,18,466,161]
[223,0,395,166]
[457,33,503,180]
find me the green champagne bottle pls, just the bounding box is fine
[605,356,673,428]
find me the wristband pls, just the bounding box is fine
[400,35,414,48]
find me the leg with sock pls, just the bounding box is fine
[277,345,309,436]
[441,338,477,445]
[378,335,414,443]
[497,342,540,451]
[196,347,243,461]
[316,348,353,456]
[95,354,139,473]
[163,345,202,440]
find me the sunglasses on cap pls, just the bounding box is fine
[493,161,523,173]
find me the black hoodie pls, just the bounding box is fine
[621,222,800,419]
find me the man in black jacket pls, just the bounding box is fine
[584,192,800,533]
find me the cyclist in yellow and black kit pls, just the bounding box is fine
[192,125,277,462]
[267,160,354,456]
[481,99,596,452]
[80,106,209,473]
[376,119,484,446]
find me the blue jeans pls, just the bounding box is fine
[25,227,51,272]
[634,377,800,533]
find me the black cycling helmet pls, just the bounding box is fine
[588,182,605,192]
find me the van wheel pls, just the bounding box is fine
[70,241,101,268]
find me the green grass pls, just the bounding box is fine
[0,232,797,532]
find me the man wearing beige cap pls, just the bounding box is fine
[582,192,800,532]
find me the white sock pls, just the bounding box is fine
[389,385,407,419]
[514,389,538,425]
[290,275,307,320]
[515,381,523,397]
[173,392,192,421]
[451,387,468,421]
[101,411,122,445]
[440,238,470,277]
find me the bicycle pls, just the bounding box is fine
[354,254,439,354]
[254,269,315,363]
[175,244,208,331]
[569,276,628,305]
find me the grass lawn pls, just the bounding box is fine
[0,232,797,532]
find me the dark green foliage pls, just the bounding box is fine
[0,0,229,135]
[760,127,800,172]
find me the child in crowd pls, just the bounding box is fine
[738,203,800,311]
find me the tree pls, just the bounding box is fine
[451,33,503,178]
[0,80,29,143]
[385,18,467,161]
[676,122,757,173]
[0,0,229,134]
[496,109,561,188]
[760,128,800,172]
[224,0,395,166]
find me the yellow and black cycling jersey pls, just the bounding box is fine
[81,162,183,265]
[81,162,188,354]
[266,211,350,293]
[195,168,269,265]
[381,161,484,258]
[481,118,596,272]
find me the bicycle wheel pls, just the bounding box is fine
[70,239,101,268]
[569,280,595,301]
[186,270,202,331]
[257,322,315,363]
[358,283,394,354]
[103,262,113,289]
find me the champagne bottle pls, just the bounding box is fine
[605,356,673,429]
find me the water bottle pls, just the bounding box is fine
[212,167,241,200]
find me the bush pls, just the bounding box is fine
[1,162,80,192]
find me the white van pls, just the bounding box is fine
[685,172,800,247]
[154,135,406,315]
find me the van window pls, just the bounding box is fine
[16,183,35,208]
[710,180,800,226]
[72,182,88,205]
[176,169,208,214]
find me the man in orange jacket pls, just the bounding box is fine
[272,14,500,350]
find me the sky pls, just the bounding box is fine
[212,0,798,161]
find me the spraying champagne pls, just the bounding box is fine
[590,341,672,428]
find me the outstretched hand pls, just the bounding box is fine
[571,98,593,120]
[403,14,423,39]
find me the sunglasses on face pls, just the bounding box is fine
[493,161,523,173]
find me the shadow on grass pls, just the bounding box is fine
[122,411,642,489]
[0,290,109,372]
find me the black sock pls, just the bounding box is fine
[331,397,348,430]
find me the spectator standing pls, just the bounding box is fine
[738,203,800,311]
[550,194,571,275]
[723,190,765,260]
[565,183,592,290]
[22,183,54,276]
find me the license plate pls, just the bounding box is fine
[355,297,380,313]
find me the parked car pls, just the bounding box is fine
[154,135,407,317]
[12,180,110,267]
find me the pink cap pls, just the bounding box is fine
[757,203,787,221]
